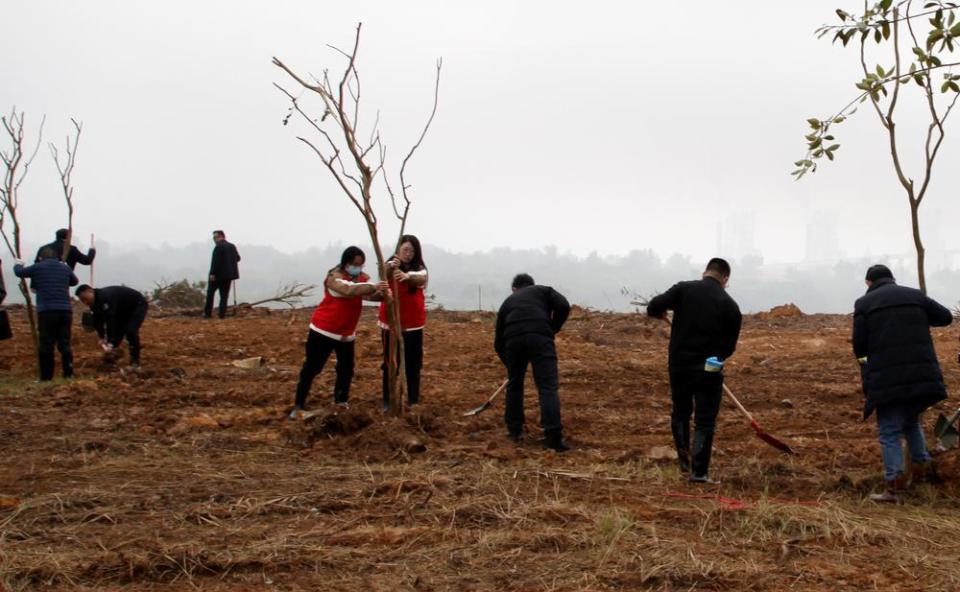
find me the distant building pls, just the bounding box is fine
[805,213,840,263]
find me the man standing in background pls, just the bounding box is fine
[36,228,96,271]
[204,230,241,319]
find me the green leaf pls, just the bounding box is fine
[951,81,960,93]
[807,118,821,130]
[826,144,840,152]
[877,64,886,77]
[949,22,960,36]
[882,20,891,40]
[826,150,835,161]
[833,116,846,123]
[916,74,927,86]
[810,138,823,149]
[880,0,893,10]
[836,8,849,21]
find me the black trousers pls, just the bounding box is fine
[670,369,723,477]
[38,311,73,381]
[204,279,232,318]
[381,328,424,407]
[121,303,148,364]
[503,334,562,437]
[295,330,355,408]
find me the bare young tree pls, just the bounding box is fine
[0,107,45,346]
[49,118,82,259]
[795,0,960,293]
[273,23,441,415]
[245,281,316,309]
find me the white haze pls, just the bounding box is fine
[2,0,960,311]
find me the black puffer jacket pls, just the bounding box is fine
[494,285,570,359]
[853,278,952,418]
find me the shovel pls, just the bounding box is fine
[723,383,795,454]
[463,379,509,417]
[935,408,960,451]
[659,317,794,455]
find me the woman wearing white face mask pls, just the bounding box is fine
[290,246,388,418]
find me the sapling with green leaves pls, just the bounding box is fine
[795,0,960,293]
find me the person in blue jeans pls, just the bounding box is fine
[853,264,952,503]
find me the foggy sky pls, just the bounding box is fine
[3,0,960,269]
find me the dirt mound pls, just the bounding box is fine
[757,303,804,320]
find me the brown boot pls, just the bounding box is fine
[910,459,943,485]
[870,473,908,504]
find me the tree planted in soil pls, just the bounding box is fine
[795,0,960,294]
[273,23,441,415]
[0,108,45,346]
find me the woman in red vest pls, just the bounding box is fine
[379,235,428,410]
[291,246,387,418]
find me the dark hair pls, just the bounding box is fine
[705,257,732,277]
[212,230,225,239]
[39,247,58,260]
[56,228,69,240]
[865,264,894,282]
[512,273,535,290]
[337,246,366,272]
[395,234,427,293]
[75,284,94,297]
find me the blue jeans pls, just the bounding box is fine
[876,404,932,482]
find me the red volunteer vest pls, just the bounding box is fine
[379,279,426,331]
[309,272,370,339]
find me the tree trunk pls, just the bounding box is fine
[17,279,38,349]
[362,215,405,416]
[910,199,926,294]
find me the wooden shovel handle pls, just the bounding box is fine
[722,383,755,423]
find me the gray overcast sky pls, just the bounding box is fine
[3,0,959,265]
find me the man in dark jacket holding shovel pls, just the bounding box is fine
[853,264,952,503]
[494,273,571,451]
[647,258,742,483]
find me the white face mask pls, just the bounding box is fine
[345,265,363,277]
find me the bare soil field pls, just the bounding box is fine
[1,304,960,591]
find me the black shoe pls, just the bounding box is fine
[688,474,720,485]
[544,435,571,452]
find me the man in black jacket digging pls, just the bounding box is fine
[647,258,742,483]
[204,230,241,319]
[853,264,952,503]
[495,273,571,451]
[76,284,149,367]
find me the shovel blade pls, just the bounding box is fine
[750,420,795,455]
[935,413,960,450]
[462,401,490,417]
